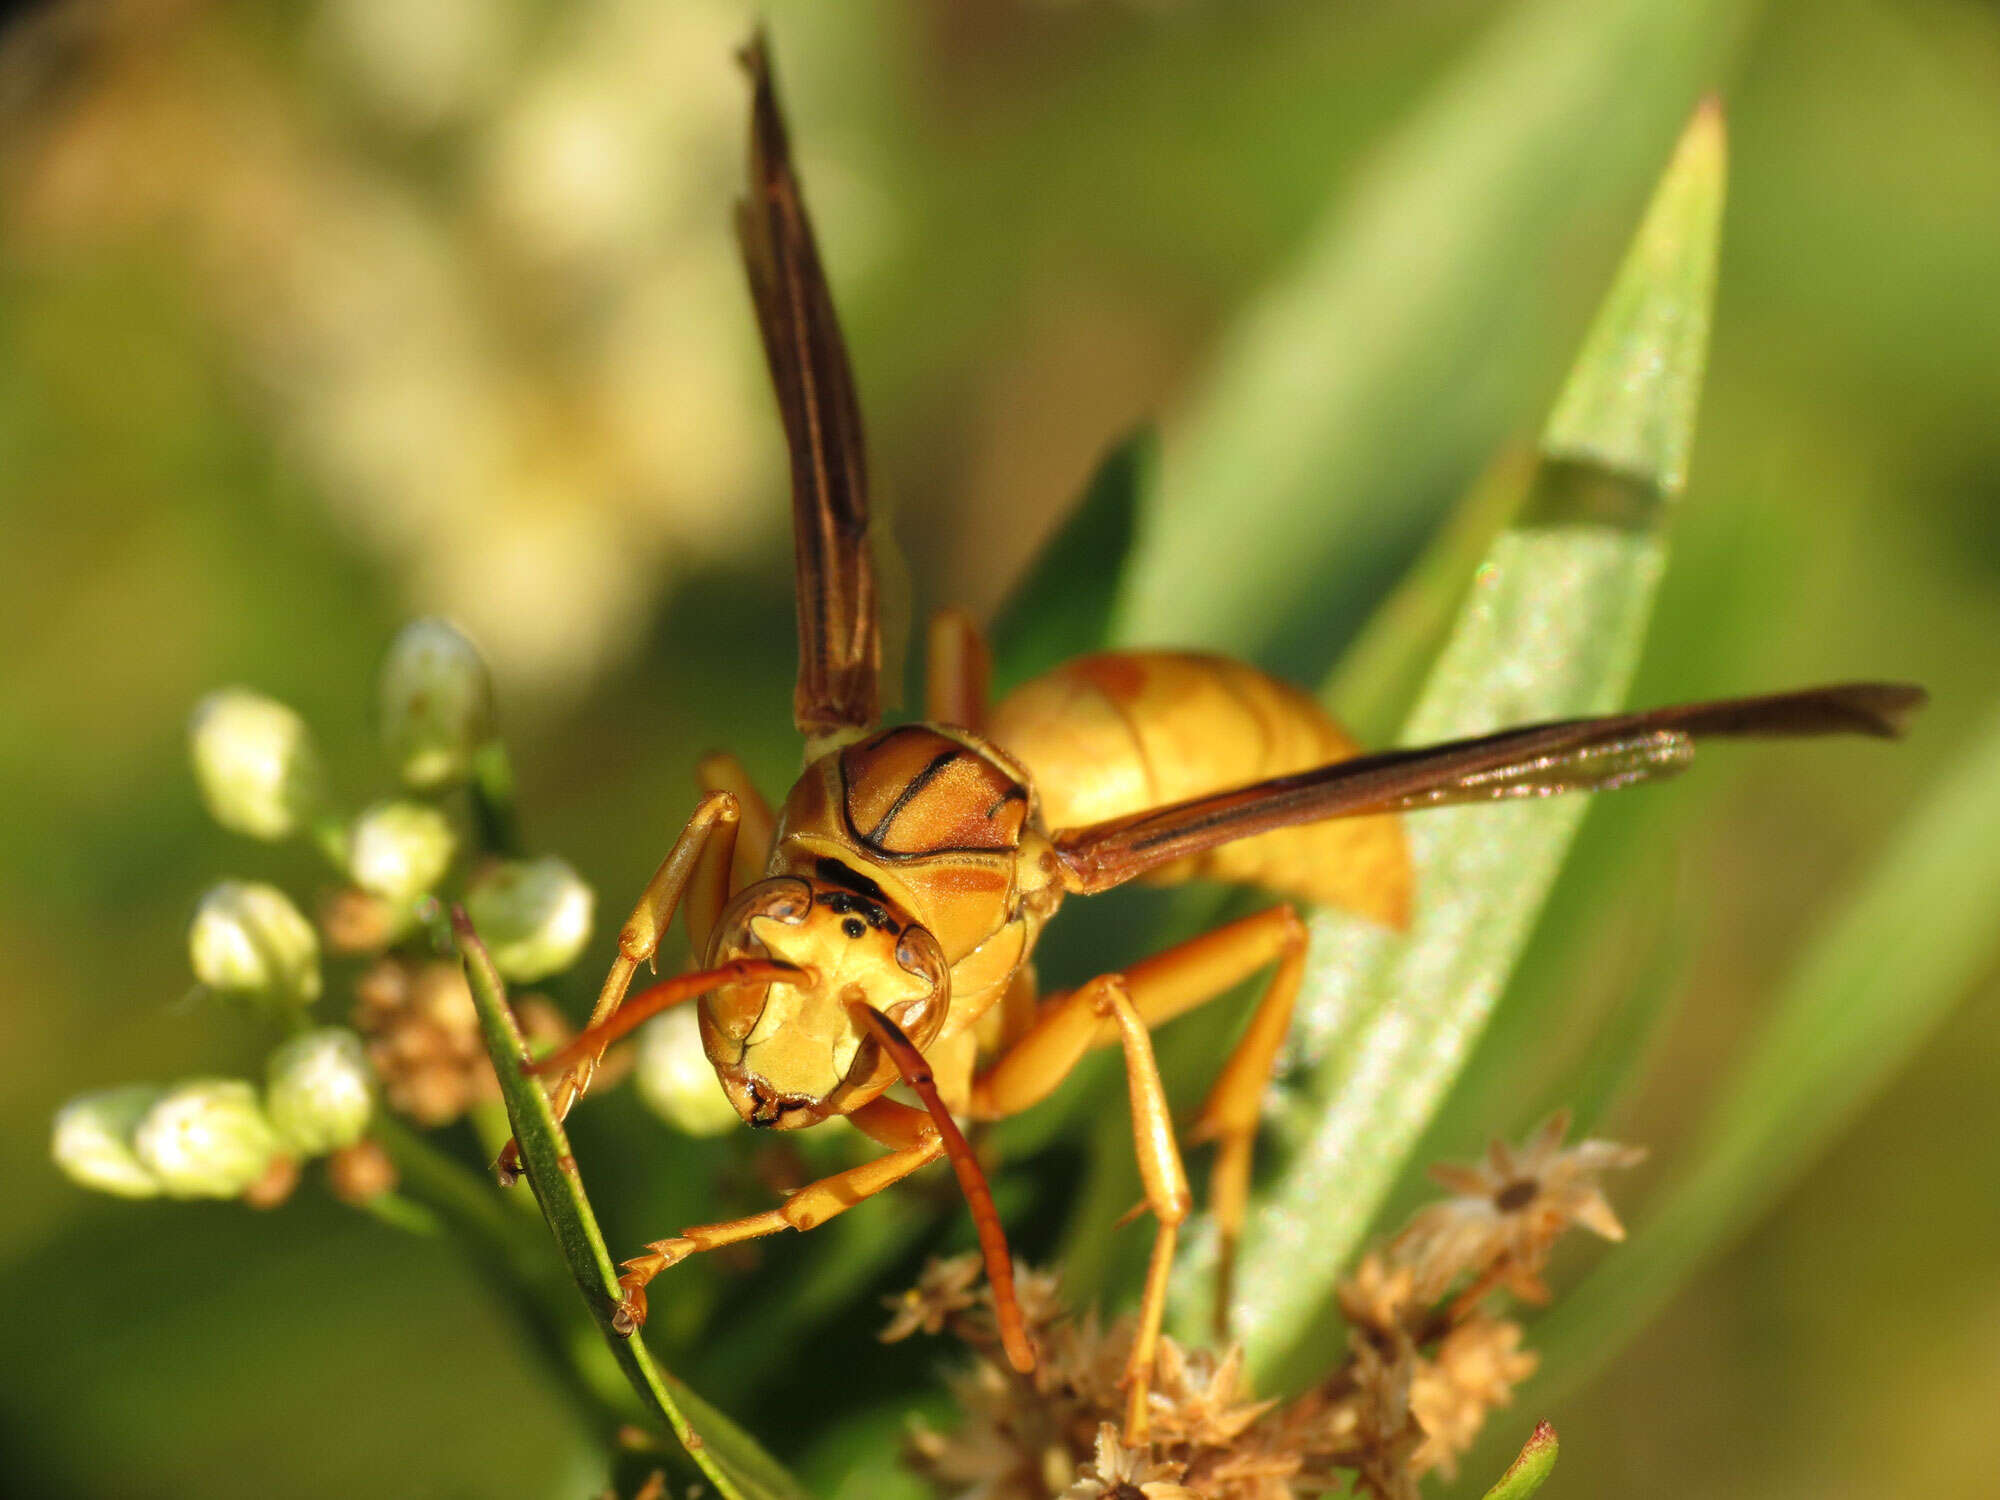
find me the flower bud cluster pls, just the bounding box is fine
[189,881,323,1009]
[53,1039,375,1203]
[57,617,606,1220]
[188,688,325,840]
[379,617,497,789]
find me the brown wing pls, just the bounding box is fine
[739,34,879,739]
[1051,683,1927,895]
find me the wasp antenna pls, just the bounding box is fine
[526,959,808,1078]
[855,1003,1037,1374]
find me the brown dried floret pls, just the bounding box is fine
[353,956,594,1126]
[1408,1317,1536,1480]
[1392,1111,1645,1302]
[1147,1340,1274,1448]
[1059,1423,1200,1500]
[1336,1253,1418,1337]
[325,1138,398,1204]
[882,1252,985,1342]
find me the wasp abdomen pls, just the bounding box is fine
[988,651,1410,927]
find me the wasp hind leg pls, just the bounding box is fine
[968,905,1309,1439]
[612,1096,943,1332]
[925,608,990,733]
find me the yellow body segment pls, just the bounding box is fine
[988,651,1412,926]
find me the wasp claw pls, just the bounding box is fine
[611,1294,644,1337]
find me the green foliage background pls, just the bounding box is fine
[3,1,1997,1496]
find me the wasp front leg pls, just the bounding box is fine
[612,1096,943,1333]
[496,791,741,1180]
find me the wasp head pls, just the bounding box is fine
[696,873,949,1128]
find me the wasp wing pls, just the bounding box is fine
[1052,683,1926,895]
[739,35,879,739]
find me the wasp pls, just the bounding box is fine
[518,36,1924,1441]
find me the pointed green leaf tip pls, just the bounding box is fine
[1221,94,1730,1383]
[1484,1421,1559,1500]
[1542,98,1726,496]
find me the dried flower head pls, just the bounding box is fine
[881,1252,985,1343]
[1148,1341,1273,1449]
[1392,1111,1645,1302]
[1336,1253,1419,1338]
[353,957,582,1125]
[1060,1423,1200,1500]
[904,1108,1641,1500]
[1408,1317,1536,1480]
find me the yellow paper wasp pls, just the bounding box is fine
[517,35,1924,1441]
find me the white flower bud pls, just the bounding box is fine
[133,1079,283,1198]
[634,1005,737,1137]
[188,688,325,840]
[380,617,497,789]
[462,855,594,982]
[189,880,323,1006]
[266,1028,375,1155]
[348,800,457,904]
[52,1084,166,1197]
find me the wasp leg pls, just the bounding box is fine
[968,906,1308,1395]
[495,792,740,1180]
[1090,977,1192,1443]
[1170,908,1308,1335]
[612,1097,942,1333]
[925,607,990,733]
[695,752,775,896]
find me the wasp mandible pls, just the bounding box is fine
[515,35,1925,1442]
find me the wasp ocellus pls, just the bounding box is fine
[514,33,1924,1442]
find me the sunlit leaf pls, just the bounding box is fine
[1114,0,1750,660]
[1209,103,1727,1384]
[454,912,812,1500]
[1531,704,2000,1393]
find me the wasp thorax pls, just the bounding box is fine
[697,876,949,1128]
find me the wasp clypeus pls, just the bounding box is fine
[510,34,1925,1442]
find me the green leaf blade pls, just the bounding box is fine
[453,911,811,1500]
[1114,0,1750,656]
[1214,99,1727,1384]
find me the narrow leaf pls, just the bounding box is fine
[1532,705,2000,1392]
[453,910,811,1500]
[990,427,1153,694]
[1210,102,1728,1383]
[1484,1421,1560,1500]
[1114,0,1751,657]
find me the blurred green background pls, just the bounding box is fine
[3,0,1997,1495]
